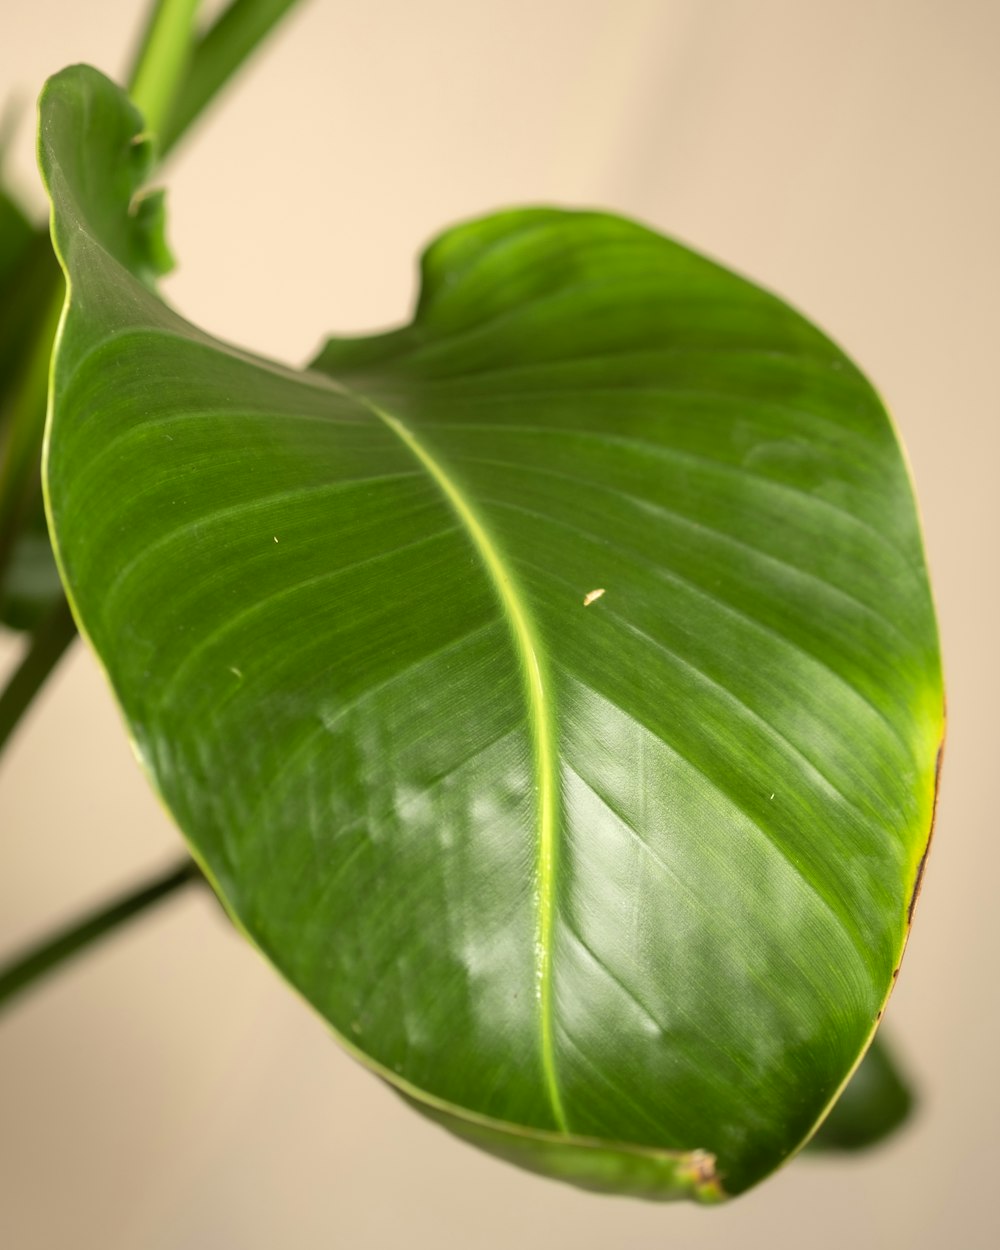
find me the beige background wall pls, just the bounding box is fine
[1,1,997,1246]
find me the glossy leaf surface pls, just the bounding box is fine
[39,67,943,1200]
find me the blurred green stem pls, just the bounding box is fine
[127,0,203,138]
[161,0,305,154]
[0,858,201,1012]
[0,594,75,756]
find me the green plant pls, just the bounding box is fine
[0,0,942,1205]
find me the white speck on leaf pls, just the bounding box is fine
[583,588,605,606]
[229,666,243,680]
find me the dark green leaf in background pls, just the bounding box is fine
[0,183,33,290]
[0,207,57,402]
[808,1034,915,1152]
[0,509,63,630]
[0,138,65,627]
[38,66,943,1201]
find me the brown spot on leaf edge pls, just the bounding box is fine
[906,731,946,926]
[681,1149,724,1202]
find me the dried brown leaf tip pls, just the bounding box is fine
[682,1149,725,1202]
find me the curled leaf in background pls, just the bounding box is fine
[37,65,942,1200]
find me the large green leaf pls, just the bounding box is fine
[38,66,943,1201]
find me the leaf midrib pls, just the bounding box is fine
[357,395,569,1134]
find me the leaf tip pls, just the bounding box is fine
[37,64,174,291]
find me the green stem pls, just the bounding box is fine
[0,594,76,755]
[160,0,305,155]
[0,858,201,1012]
[127,0,203,139]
